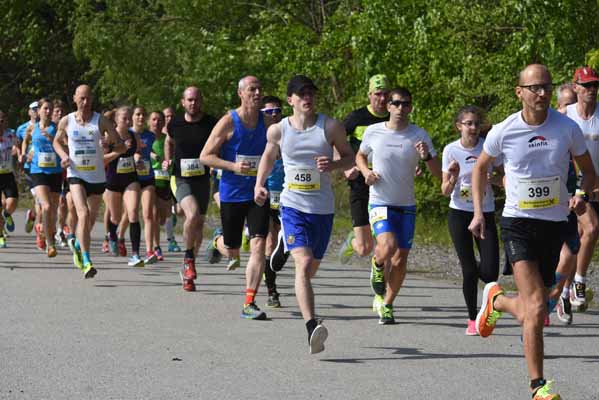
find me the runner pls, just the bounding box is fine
[566,66,599,311]
[104,106,144,267]
[149,110,169,261]
[469,64,596,399]
[53,84,125,278]
[200,75,271,318]
[441,105,501,334]
[255,75,354,353]
[356,87,442,325]
[0,110,19,248]
[338,74,390,264]
[21,98,63,257]
[16,101,39,235]
[162,106,182,253]
[163,86,217,292]
[52,99,69,248]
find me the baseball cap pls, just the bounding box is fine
[287,75,318,97]
[368,74,390,92]
[29,101,39,109]
[573,67,599,84]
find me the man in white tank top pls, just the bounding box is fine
[565,66,599,309]
[53,84,125,279]
[255,75,354,354]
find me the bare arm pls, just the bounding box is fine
[200,114,243,173]
[100,116,126,156]
[254,124,282,206]
[163,135,174,170]
[20,125,34,164]
[321,118,354,172]
[468,151,495,239]
[53,116,71,167]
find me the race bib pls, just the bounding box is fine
[270,190,281,210]
[235,154,261,176]
[287,168,320,191]
[117,156,135,174]
[73,149,96,171]
[38,151,57,168]
[154,168,170,181]
[517,176,560,209]
[459,183,472,202]
[180,158,204,177]
[137,160,151,176]
[369,206,388,224]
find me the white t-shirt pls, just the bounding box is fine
[0,130,17,174]
[566,103,599,174]
[442,138,500,212]
[484,108,586,221]
[360,122,436,207]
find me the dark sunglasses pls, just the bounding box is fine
[578,81,599,89]
[388,100,412,107]
[261,107,282,115]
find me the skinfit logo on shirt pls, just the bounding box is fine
[465,155,477,164]
[528,136,549,149]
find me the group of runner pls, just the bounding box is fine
[1,64,598,398]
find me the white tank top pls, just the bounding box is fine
[280,113,334,214]
[66,112,106,183]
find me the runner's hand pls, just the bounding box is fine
[344,166,360,180]
[61,156,71,169]
[569,196,587,216]
[315,156,333,172]
[235,161,251,175]
[448,160,460,177]
[468,214,486,239]
[364,170,380,186]
[125,139,133,149]
[162,159,171,171]
[254,186,268,206]
[414,141,430,160]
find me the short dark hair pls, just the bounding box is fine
[262,96,282,107]
[388,87,412,101]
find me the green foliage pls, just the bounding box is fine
[3,0,599,217]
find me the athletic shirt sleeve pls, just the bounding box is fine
[441,144,452,172]
[483,125,502,158]
[358,125,373,155]
[570,124,587,157]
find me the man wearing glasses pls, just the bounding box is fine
[355,87,441,325]
[338,74,390,265]
[469,64,596,399]
[566,67,599,311]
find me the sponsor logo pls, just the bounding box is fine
[287,235,295,245]
[465,155,477,164]
[528,135,549,148]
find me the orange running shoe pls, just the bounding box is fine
[47,245,57,258]
[476,282,503,337]
[533,380,561,400]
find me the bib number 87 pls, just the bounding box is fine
[528,186,550,198]
[294,173,312,182]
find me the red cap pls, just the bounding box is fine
[573,66,599,84]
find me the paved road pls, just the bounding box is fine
[1,211,598,399]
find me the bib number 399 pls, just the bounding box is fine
[517,176,560,210]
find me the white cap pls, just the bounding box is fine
[29,101,39,109]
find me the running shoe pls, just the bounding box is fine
[117,238,127,257]
[182,279,196,292]
[67,237,77,254]
[128,254,144,267]
[241,302,266,320]
[25,209,35,233]
[101,237,109,253]
[570,281,586,307]
[205,228,222,264]
[465,320,477,336]
[338,230,355,265]
[144,251,157,265]
[476,282,503,337]
[0,236,6,248]
[241,227,250,252]
[226,257,240,271]
[35,224,46,251]
[47,245,57,258]
[62,225,70,235]
[372,294,384,317]
[57,231,68,248]
[532,380,561,400]
[576,287,594,313]
[155,246,164,261]
[82,262,97,279]
[309,320,328,354]
[266,292,281,308]
[72,248,84,270]
[109,240,118,256]
[379,304,395,325]
[182,258,197,280]
[370,257,385,296]
[556,295,573,325]
[3,212,14,232]
[270,229,289,272]
[168,238,181,252]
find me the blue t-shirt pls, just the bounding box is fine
[136,130,155,182]
[219,110,267,202]
[30,122,62,174]
[16,121,33,170]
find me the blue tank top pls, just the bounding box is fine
[30,122,62,174]
[137,130,155,182]
[219,110,267,202]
